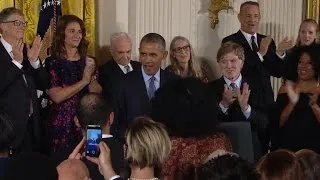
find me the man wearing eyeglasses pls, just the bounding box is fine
[0,7,48,155]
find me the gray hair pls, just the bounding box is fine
[110,32,132,49]
[0,7,23,23]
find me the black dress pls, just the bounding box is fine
[275,93,320,153]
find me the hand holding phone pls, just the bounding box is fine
[86,125,102,157]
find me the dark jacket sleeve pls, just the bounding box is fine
[261,39,284,78]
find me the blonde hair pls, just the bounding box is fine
[169,36,203,78]
[125,117,171,168]
[296,19,320,46]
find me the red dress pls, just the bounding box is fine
[161,132,232,177]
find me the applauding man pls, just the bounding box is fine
[210,42,269,161]
[0,7,47,154]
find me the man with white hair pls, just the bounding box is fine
[99,32,141,99]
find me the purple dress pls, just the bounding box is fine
[46,57,87,153]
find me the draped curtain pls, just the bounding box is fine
[0,0,96,56]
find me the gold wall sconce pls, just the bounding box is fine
[209,0,234,29]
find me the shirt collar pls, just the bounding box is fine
[0,36,12,54]
[240,29,257,44]
[142,67,161,82]
[117,62,132,73]
[223,74,242,88]
[102,134,113,139]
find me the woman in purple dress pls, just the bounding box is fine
[46,15,101,154]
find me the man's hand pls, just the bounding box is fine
[27,35,43,62]
[309,93,319,107]
[259,36,272,56]
[221,84,236,108]
[12,39,24,63]
[237,82,251,110]
[69,137,85,159]
[277,36,294,55]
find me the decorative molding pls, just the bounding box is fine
[209,0,233,29]
[306,0,319,22]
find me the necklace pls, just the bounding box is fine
[128,178,159,180]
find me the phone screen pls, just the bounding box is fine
[86,125,102,157]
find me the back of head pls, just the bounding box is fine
[126,117,171,169]
[140,33,166,51]
[76,92,113,129]
[256,149,303,180]
[2,152,58,180]
[0,111,15,153]
[151,77,218,137]
[295,149,320,180]
[57,159,90,180]
[198,153,258,180]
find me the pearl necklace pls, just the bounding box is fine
[128,178,159,180]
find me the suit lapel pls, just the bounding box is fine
[110,60,125,77]
[0,41,13,63]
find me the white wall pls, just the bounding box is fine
[97,0,304,81]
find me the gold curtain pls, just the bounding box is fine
[0,0,96,56]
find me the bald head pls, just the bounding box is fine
[57,159,90,180]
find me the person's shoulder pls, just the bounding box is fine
[162,68,179,80]
[130,60,141,67]
[222,31,240,42]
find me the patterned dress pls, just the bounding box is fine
[161,133,232,177]
[46,57,87,153]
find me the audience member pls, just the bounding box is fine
[198,153,259,180]
[151,77,232,179]
[272,46,320,153]
[116,33,178,140]
[75,92,124,179]
[99,32,141,99]
[166,36,211,82]
[57,158,90,180]
[0,7,48,154]
[86,117,171,180]
[296,149,320,180]
[256,149,303,180]
[46,15,101,154]
[210,42,269,161]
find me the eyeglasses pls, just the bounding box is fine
[173,45,190,53]
[1,20,28,27]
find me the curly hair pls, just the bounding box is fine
[51,15,89,60]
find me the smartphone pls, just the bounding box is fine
[86,125,102,157]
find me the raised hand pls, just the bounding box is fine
[27,35,43,62]
[220,84,237,108]
[286,80,299,105]
[12,39,24,63]
[309,93,319,107]
[277,36,294,55]
[259,36,272,56]
[82,56,96,84]
[236,82,251,110]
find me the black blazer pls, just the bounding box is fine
[0,41,48,151]
[98,59,141,99]
[222,30,284,105]
[115,69,178,138]
[209,76,268,131]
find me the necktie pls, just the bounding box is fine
[148,76,156,100]
[230,82,237,97]
[124,65,130,74]
[251,35,259,52]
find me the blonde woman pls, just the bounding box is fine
[166,36,210,82]
[85,117,171,180]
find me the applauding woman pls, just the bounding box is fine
[274,46,320,153]
[46,15,101,154]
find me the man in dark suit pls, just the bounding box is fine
[116,33,178,139]
[98,32,141,99]
[0,7,48,154]
[210,42,269,161]
[74,93,125,180]
[222,1,287,107]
